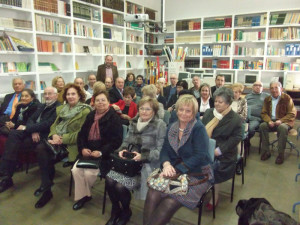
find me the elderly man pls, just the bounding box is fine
[0,78,25,119]
[211,74,225,96]
[245,81,269,146]
[84,74,96,95]
[260,81,296,164]
[74,77,92,100]
[109,77,124,103]
[0,87,60,193]
[96,55,119,83]
[105,77,113,90]
[163,73,178,105]
[189,76,201,98]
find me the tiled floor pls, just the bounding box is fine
[0,133,300,225]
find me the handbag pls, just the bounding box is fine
[43,139,69,163]
[110,144,143,177]
[147,168,209,195]
[76,157,100,169]
[0,115,10,135]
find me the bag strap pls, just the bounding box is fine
[164,172,209,186]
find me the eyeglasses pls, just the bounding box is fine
[139,107,152,112]
[253,84,262,87]
[170,78,176,80]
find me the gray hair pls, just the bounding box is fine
[12,77,25,85]
[45,86,58,94]
[270,81,282,88]
[142,84,157,98]
[214,87,233,105]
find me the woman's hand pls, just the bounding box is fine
[111,104,120,111]
[161,161,176,177]
[121,114,131,120]
[91,150,102,158]
[5,121,14,129]
[132,152,141,161]
[52,134,63,145]
[82,148,92,157]
[119,149,128,159]
[167,106,173,112]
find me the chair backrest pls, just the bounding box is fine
[122,125,128,141]
[208,138,216,162]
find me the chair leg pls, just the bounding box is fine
[258,132,262,154]
[212,185,215,219]
[102,181,107,215]
[242,140,247,167]
[241,159,244,185]
[198,202,202,225]
[69,171,73,197]
[231,173,235,202]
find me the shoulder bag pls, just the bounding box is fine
[43,139,69,163]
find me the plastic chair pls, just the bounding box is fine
[196,138,216,225]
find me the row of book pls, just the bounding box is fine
[126,2,142,14]
[0,62,31,73]
[145,33,158,44]
[104,45,124,55]
[126,45,143,55]
[74,22,99,38]
[144,46,163,56]
[185,59,200,68]
[0,33,34,52]
[127,34,143,43]
[73,2,101,21]
[0,17,32,30]
[202,45,231,56]
[233,46,264,56]
[36,37,71,53]
[75,44,101,54]
[267,46,285,56]
[268,27,300,40]
[203,33,231,43]
[103,27,123,40]
[203,18,232,29]
[202,59,229,69]
[103,11,123,26]
[176,20,201,31]
[79,0,100,6]
[164,36,174,44]
[38,62,59,72]
[234,31,265,41]
[232,59,263,70]
[25,80,47,90]
[176,36,200,43]
[35,15,71,35]
[34,0,70,16]
[187,48,200,56]
[235,14,267,27]
[102,0,124,12]
[270,13,300,25]
[266,59,300,71]
[0,0,30,8]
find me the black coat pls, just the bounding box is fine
[77,107,123,176]
[26,101,61,138]
[157,94,166,109]
[0,93,16,115]
[163,85,174,104]
[109,86,123,104]
[166,93,178,109]
[197,97,214,116]
[211,86,217,96]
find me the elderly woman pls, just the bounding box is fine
[155,82,166,109]
[198,83,214,117]
[111,86,138,125]
[143,95,213,225]
[125,72,135,87]
[202,87,242,210]
[167,80,188,111]
[52,76,65,104]
[33,83,92,208]
[142,84,165,119]
[72,90,123,210]
[231,83,247,121]
[105,97,166,225]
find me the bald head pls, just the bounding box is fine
[74,77,85,90]
[252,81,263,94]
[115,77,124,90]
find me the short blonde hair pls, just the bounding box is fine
[93,81,106,94]
[175,94,198,116]
[52,76,65,88]
[142,84,157,99]
[138,96,159,115]
[155,82,164,96]
[231,83,244,93]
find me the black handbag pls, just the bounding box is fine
[110,144,143,177]
[76,157,100,169]
[0,115,10,135]
[43,139,69,163]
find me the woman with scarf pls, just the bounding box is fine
[33,83,92,209]
[202,87,243,210]
[71,90,123,210]
[105,97,166,225]
[143,95,213,225]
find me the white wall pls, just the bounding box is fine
[165,0,300,20]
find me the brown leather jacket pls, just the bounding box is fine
[261,92,296,127]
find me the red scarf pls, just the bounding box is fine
[88,108,109,140]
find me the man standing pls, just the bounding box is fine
[84,74,96,95]
[109,77,124,103]
[211,75,225,96]
[163,74,178,105]
[0,87,60,193]
[105,77,113,90]
[74,77,92,100]
[189,76,201,98]
[245,81,269,146]
[0,78,25,118]
[96,55,119,83]
[260,81,296,164]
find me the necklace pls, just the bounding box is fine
[179,128,184,132]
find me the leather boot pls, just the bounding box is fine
[106,204,121,225]
[275,153,284,164]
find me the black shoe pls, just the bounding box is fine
[35,190,53,208]
[0,178,13,193]
[116,208,132,225]
[63,161,74,168]
[73,196,92,210]
[34,184,53,197]
[105,213,120,225]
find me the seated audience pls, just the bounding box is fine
[167,80,188,111]
[0,87,60,193]
[105,77,113,90]
[231,83,248,121]
[202,87,242,210]
[84,74,97,95]
[260,81,296,164]
[105,97,166,225]
[133,75,145,98]
[86,81,106,106]
[52,76,65,104]
[197,83,214,117]
[142,84,165,119]
[143,95,213,225]
[189,75,201,98]
[158,77,166,87]
[74,77,92,100]
[211,74,225,96]
[155,82,166,109]
[164,73,178,105]
[111,86,138,125]
[72,91,123,210]
[125,73,135,87]
[33,83,91,208]
[109,77,124,104]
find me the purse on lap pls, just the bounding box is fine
[76,157,100,169]
[43,139,69,163]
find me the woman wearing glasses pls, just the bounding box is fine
[105,96,166,225]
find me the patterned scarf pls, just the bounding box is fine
[168,118,197,154]
[88,107,109,140]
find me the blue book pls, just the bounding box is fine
[285,44,290,56]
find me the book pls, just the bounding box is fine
[103,27,111,39]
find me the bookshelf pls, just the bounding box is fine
[0,0,159,100]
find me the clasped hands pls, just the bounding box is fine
[268,120,282,128]
[48,134,63,145]
[161,161,176,177]
[119,149,141,161]
[82,148,102,158]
